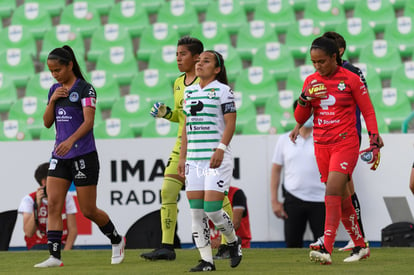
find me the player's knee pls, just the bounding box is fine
[161,177,182,204]
[206,210,223,225]
[47,200,64,218]
[79,206,98,221]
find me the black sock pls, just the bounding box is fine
[161,243,174,250]
[99,220,122,244]
[47,230,62,259]
[351,193,366,238]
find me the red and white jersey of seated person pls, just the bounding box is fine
[302,66,378,145]
[24,192,72,249]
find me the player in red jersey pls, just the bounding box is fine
[294,36,383,264]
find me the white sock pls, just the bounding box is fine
[206,209,237,244]
[190,208,213,263]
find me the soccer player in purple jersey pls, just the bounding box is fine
[34,45,125,268]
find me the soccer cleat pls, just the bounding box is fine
[213,244,230,260]
[309,247,332,265]
[34,256,64,268]
[338,238,369,251]
[111,236,126,264]
[343,246,370,262]
[140,247,176,261]
[228,236,242,268]
[309,236,324,250]
[189,260,216,272]
[338,239,354,251]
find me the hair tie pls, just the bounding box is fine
[213,51,221,68]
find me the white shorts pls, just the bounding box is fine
[185,158,233,193]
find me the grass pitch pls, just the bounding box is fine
[1,247,413,274]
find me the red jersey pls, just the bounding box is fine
[295,66,378,145]
[24,192,69,249]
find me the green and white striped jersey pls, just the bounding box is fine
[183,80,236,161]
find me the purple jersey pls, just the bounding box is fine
[48,78,97,159]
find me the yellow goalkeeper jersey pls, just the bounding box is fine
[168,73,200,155]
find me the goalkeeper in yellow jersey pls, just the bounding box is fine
[141,36,234,261]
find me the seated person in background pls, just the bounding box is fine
[18,162,78,250]
[211,186,251,259]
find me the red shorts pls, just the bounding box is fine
[314,136,359,183]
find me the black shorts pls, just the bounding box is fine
[48,151,100,187]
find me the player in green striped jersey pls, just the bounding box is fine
[178,50,242,272]
[141,38,234,261]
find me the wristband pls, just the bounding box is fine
[217,143,227,151]
[163,106,172,119]
[298,93,309,106]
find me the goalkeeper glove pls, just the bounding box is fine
[150,102,172,118]
[359,132,381,171]
[303,79,328,100]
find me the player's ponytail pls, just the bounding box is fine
[206,50,228,85]
[47,45,85,80]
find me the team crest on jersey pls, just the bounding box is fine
[69,92,79,102]
[208,89,216,99]
[338,81,346,91]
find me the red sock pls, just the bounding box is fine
[341,195,366,247]
[324,196,342,254]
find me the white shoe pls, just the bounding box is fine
[310,236,324,250]
[111,236,126,264]
[309,249,332,265]
[34,256,64,268]
[343,246,370,262]
[338,238,369,251]
[338,239,354,251]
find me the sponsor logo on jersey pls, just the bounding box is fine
[317,118,340,125]
[193,125,211,131]
[338,81,346,91]
[190,117,203,122]
[319,111,335,115]
[308,83,326,95]
[190,100,204,116]
[56,107,72,122]
[58,108,66,116]
[69,92,79,102]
